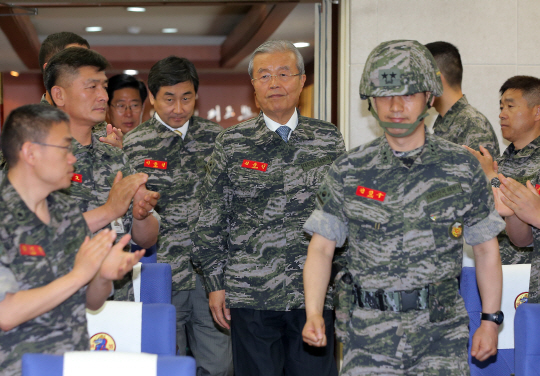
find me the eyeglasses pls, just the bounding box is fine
[32,142,73,153]
[252,73,302,84]
[110,102,142,114]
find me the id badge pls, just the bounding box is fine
[111,217,125,234]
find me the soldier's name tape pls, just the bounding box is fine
[20,244,46,256]
[425,183,463,204]
[242,159,268,172]
[300,156,333,171]
[144,159,168,170]
[71,173,82,183]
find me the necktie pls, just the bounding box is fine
[174,130,183,137]
[275,126,291,142]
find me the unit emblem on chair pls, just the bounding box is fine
[514,292,529,309]
[90,332,116,351]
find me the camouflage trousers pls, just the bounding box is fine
[340,304,469,375]
[529,250,540,303]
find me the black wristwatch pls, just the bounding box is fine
[481,310,504,325]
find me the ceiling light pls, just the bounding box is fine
[85,26,102,32]
[10,71,19,77]
[294,42,310,48]
[162,28,178,34]
[127,7,145,12]
[124,70,139,76]
[127,26,141,34]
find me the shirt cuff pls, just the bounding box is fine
[303,209,348,247]
[204,273,225,292]
[464,209,506,246]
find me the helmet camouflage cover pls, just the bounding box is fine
[359,40,442,99]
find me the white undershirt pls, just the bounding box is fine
[262,110,298,140]
[154,113,189,140]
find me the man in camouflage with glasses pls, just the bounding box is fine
[192,40,345,376]
[302,40,504,375]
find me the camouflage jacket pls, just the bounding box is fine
[0,150,5,183]
[304,133,505,292]
[192,112,346,310]
[433,95,500,157]
[496,136,540,264]
[123,116,223,291]
[0,178,91,375]
[61,134,134,238]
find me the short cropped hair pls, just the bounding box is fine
[43,48,109,106]
[248,40,305,79]
[500,76,540,108]
[425,41,463,89]
[148,56,199,97]
[38,32,90,73]
[1,104,70,167]
[107,74,148,105]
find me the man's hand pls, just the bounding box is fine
[106,171,148,219]
[471,321,498,361]
[302,314,327,347]
[208,290,230,329]
[492,187,515,217]
[463,145,498,180]
[99,124,124,149]
[72,229,117,284]
[132,185,160,220]
[499,174,540,227]
[99,234,145,280]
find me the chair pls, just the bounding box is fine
[86,302,176,355]
[514,303,540,376]
[132,243,158,264]
[132,262,172,304]
[459,266,514,375]
[22,353,195,376]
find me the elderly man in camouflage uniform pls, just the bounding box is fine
[192,40,345,376]
[0,104,143,375]
[123,56,232,376]
[466,76,540,266]
[302,40,504,375]
[425,41,499,156]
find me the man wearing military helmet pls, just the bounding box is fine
[302,40,505,374]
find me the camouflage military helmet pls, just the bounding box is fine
[359,40,442,99]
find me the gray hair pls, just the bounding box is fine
[248,40,305,79]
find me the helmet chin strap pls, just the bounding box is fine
[368,94,433,138]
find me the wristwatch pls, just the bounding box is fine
[481,310,504,325]
[490,177,501,188]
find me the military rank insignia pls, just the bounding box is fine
[449,220,463,239]
[71,173,82,183]
[356,186,386,202]
[144,159,168,170]
[90,332,116,351]
[20,244,46,256]
[515,292,529,309]
[242,159,268,172]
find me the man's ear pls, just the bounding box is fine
[426,92,435,107]
[51,86,66,108]
[20,141,39,166]
[534,105,540,121]
[148,91,155,106]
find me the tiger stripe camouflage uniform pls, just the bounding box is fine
[61,133,135,298]
[0,178,91,376]
[192,112,345,311]
[303,134,505,375]
[433,95,500,156]
[496,136,540,265]
[123,115,222,292]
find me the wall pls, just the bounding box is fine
[348,0,540,153]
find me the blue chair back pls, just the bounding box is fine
[141,303,176,355]
[132,243,158,264]
[514,303,540,376]
[459,267,514,375]
[140,263,172,304]
[22,353,195,376]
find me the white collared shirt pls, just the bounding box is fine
[263,110,298,141]
[154,113,189,140]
